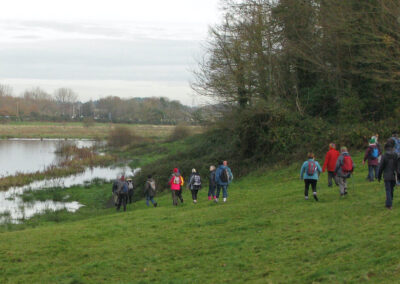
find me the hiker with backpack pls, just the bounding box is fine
[112,178,119,207]
[144,174,158,207]
[363,138,381,182]
[208,165,217,201]
[127,178,134,204]
[378,139,398,210]
[390,131,400,185]
[169,168,184,206]
[187,168,202,203]
[215,160,233,203]
[322,143,340,187]
[300,152,322,201]
[116,175,129,211]
[335,147,354,197]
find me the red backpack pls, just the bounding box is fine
[307,161,317,176]
[341,155,353,173]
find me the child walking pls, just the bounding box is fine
[300,152,322,201]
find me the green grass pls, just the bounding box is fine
[1,153,399,283]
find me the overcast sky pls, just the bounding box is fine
[0,0,221,105]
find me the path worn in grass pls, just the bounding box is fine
[0,154,399,283]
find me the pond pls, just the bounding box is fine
[0,138,97,177]
[0,138,137,224]
[0,166,139,224]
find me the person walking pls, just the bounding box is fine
[390,131,400,185]
[322,143,340,187]
[116,176,128,211]
[187,168,202,203]
[111,178,119,207]
[300,152,322,201]
[215,160,233,203]
[378,140,398,210]
[335,147,354,197]
[363,138,381,181]
[169,168,184,206]
[208,165,217,201]
[127,178,134,204]
[144,174,158,207]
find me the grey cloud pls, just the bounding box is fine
[0,38,200,81]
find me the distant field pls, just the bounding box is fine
[0,122,203,139]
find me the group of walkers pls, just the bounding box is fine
[111,160,233,210]
[168,160,233,206]
[112,175,158,211]
[300,131,400,210]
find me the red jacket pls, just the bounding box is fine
[323,148,340,172]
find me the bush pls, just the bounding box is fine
[107,126,146,148]
[83,117,95,128]
[168,124,192,142]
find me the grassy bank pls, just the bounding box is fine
[1,152,399,283]
[0,121,203,139]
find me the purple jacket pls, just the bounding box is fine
[364,145,380,166]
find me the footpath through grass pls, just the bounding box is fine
[1,154,400,283]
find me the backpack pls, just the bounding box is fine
[341,155,353,173]
[306,161,317,176]
[128,181,134,190]
[173,175,181,185]
[149,181,156,191]
[220,168,229,183]
[392,137,400,154]
[116,181,124,194]
[370,147,379,159]
[193,174,201,186]
[122,182,129,194]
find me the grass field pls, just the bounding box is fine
[0,121,203,139]
[1,153,399,283]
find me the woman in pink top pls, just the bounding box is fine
[169,168,184,206]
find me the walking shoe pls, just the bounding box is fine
[305,196,309,200]
[223,198,227,202]
[208,196,212,201]
[154,203,158,207]
[213,196,217,200]
[193,200,197,204]
[214,198,218,203]
[313,195,318,201]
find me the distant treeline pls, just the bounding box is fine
[0,85,200,124]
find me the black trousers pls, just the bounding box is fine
[191,190,199,200]
[128,189,134,204]
[304,179,317,196]
[117,193,128,211]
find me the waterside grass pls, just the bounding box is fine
[1,153,400,283]
[0,152,116,191]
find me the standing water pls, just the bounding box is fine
[0,139,137,223]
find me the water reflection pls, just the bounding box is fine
[0,166,139,224]
[0,138,97,177]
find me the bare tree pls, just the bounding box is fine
[0,84,13,97]
[54,88,78,117]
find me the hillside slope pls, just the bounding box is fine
[1,155,399,283]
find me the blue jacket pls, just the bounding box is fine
[300,159,322,180]
[215,165,233,186]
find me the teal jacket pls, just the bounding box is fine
[300,159,322,180]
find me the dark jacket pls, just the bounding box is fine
[209,170,216,188]
[378,149,398,181]
[215,165,233,186]
[335,152,354,178]
[144,178,156,197]
[363,144,380,166]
